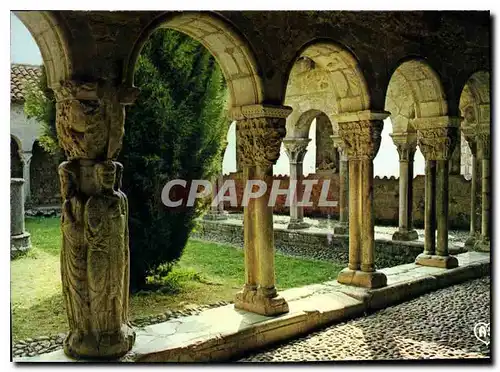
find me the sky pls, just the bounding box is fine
[10,12,425,178]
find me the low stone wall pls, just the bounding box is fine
[222,172,472,230]
[192,219,460,269]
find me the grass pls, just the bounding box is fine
[11,216,343,341]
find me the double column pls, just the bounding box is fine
[335,111,389,289]
[414,117,460,269]
[390,133,418,241]
[331,135,349,235]
[283,137,310,230]
[54,80,139,359]
[474,126,490,252]
[233,104,292,316]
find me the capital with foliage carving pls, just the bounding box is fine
[414,116,461,161]
[476,124,491,160]
[283,138,311,164]
[390,132,417,163]
[233,104,292,168]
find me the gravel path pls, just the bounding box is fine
[239,277,491,362]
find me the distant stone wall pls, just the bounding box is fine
[29,142,62,206]
[223,172,472,230]
[192,219,440,269]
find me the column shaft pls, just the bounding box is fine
[398,160,409,230]
[481,158,490,240]
[348,159,361,270]
[469,154,477,235]
[243,166,258,291]
[436,160,449,256]
[424,160,436,255]
[360,159,375,272]
[338,155,349,224]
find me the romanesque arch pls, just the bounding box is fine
[13,11,71,89]
[125,12,264,107]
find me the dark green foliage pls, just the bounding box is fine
[121,29,228,290]
[24,29,228,291]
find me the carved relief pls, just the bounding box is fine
[417,127,458,161]
[237,117,287,167]
[338,120,384,160]
[283,138,310,164]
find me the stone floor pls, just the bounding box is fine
[239,277,491,362]
[227,213,470,247]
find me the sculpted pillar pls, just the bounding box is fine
[20,151,33,204]
[283,137,311,230]
[54,81,138,359]
[390,133,418,241]
[474,126,490,252]
[233,104,291,316]
[335,111,389,289]
[331,135,349,235]
[414,117,460,269]
[462,127,481,249]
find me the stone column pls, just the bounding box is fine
[283,137,310,229]
[390,133,418,241]
[474,126,490,252]
[335,111,389,289]
[11,178,31,257]
[20,151,33,204]
[414,117,460,269]
[462,128,480,249]
[331,135,349,235]
[54,80,139,359]
[233,104,292,316]
[205,140,228,220]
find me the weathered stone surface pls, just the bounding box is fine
[11,178,31,258]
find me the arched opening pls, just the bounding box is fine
[126,12,263,107]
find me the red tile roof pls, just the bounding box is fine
[11,64,43,103]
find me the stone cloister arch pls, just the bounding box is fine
[459,71,490,252]
[385,59,460,268]
[284,40,389,289]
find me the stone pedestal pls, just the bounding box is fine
[283,137,310,230]
[233,104,292,316]
[334,111,389,289]
[414,117,460,269]
[11,178,31,258]
[331,135,349,236]
[391,133,418,242]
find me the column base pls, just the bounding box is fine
[11,232,31,259]
[333,223,349,235]
[234,288,289,316]
[473,239,490,252]
[336,268,387,289]
[287,220,310,230]
[392,229,419,242]
[63,323,135,360]
[464,235,478,249]
[203,211,229,221]
[415,253,459,269]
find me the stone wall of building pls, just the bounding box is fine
[11,136,23,179]
[223,171,472,230]
[29,142,62,206]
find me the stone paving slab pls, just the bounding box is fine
[16,251,489,363]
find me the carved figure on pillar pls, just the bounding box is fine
[55,80,138,360]
[233,104,292,316]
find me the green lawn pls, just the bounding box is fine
[11,216,343,341]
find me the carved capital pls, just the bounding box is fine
[54,81,138,161]
[283,138,311,164]
[337,120,384,160]
[237,117,287,167]
[390,132,417,163]
[417,126,458,161]
[234,105,292,168]
[476,125,491,160]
